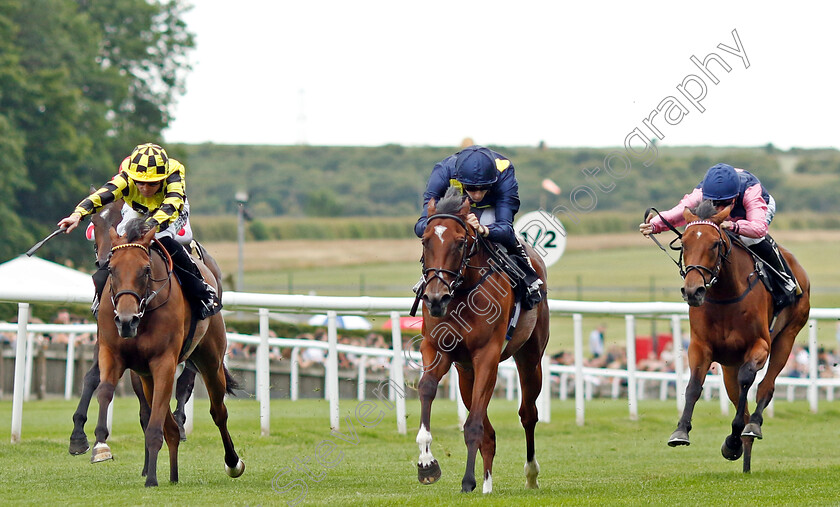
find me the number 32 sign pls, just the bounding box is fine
[513,210,566,268]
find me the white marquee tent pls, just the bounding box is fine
[0,255,93,300]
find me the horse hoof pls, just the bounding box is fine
[742,423,763,439]
[461,478,476,493]
[90,442,113,463]
[69,438,90,455]
[721,440,743,461]
[225,459,245,478]
[417,460,441,485]
[668,430,690,447]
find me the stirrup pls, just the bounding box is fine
[91,295,100,318]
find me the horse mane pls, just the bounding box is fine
[432,186,466,216]
[123,218,151,242]
[689,200,718,220]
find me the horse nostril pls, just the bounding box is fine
[439,294,452,307]
[131,315,141,329]
[696,286,706,299]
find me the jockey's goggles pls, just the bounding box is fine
[463,184,492,192]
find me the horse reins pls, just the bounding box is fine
[649,208,762,304]
[108,240,174,318]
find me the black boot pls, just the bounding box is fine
[749,237,797,305]
[509,242,544,310]
[158,236,221,319]
[91,262,109,318]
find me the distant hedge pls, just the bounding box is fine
[191,211,840,242]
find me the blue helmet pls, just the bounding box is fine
[701,163,739,200]
[455,146,498,186]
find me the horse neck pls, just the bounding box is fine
[708,234,753,297]
[462,239,512,298]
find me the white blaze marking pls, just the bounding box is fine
[416,424,434,466]
[434,225,447,244]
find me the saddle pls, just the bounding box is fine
[481,239,542,312]
[730,232,800,315]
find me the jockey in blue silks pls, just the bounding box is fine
[415,145,542,309]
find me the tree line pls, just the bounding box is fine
[2,2,838,269]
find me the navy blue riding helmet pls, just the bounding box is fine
[455,146,499,187]
[701,163,740,201]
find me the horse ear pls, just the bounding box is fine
[683,207,699,223]
[458,196,470,216]
[711,204,733,224]
[428,198,437,216]
[142,226,156,245]
[108,226,120,245]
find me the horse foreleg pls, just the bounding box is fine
[69,343,100,455]
[514,348,542,489]
[456,366,495,494]
[91,351,123,464]
[460,353,500,494]
[173,366,197,441]
[669,341,711,447]
[416,342,452,486]
[131,372,152,477]
[144,358,178,487]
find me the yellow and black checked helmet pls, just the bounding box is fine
[120,143,170,182]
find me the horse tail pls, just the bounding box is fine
[223,365,240,396]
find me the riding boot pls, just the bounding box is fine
[91,262,109,318]
[748,237,798,304]
[158,236,221,320]
[509,242,543,310]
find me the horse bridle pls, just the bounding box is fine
[421,214,480,294]
[108,240,173,318]
[682,220,731,288]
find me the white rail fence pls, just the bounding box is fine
[3,286,840,443]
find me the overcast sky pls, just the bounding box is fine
[163,1,840,150]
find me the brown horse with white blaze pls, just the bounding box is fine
[91,218,244,486]
[416,187,550,493]
[668,201,810,473]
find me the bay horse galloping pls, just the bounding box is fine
[667,202,810,473]
[91,218,244,487]
[415,188,550,493]
[68,199,198,455]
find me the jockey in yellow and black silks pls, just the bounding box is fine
[58,143,220,319]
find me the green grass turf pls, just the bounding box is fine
[2,398,840,505]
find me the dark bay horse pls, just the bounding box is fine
[68,200,198,454]
[666,202,810,472]
[415,187,550,493]
[91,219,244,486]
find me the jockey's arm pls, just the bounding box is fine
[58,174,128,233]
[414,161,451,237]
[730,184,769,238]
[645,187,701,234]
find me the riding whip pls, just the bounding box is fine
[25,227,67,257]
